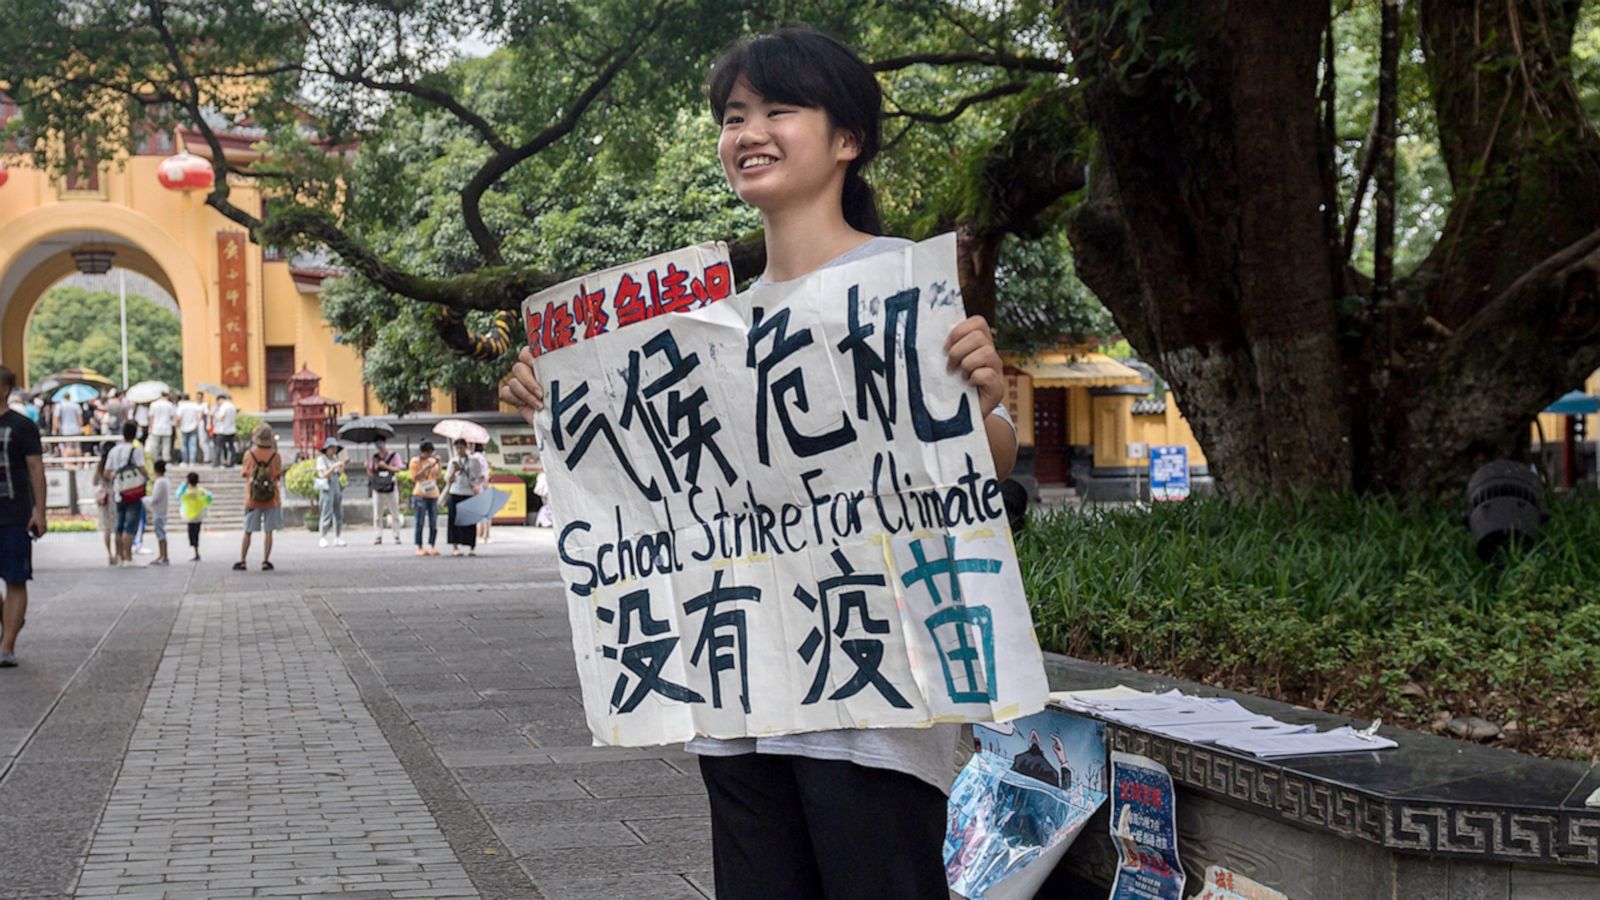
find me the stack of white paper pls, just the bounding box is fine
[1053,686,1393,758]
[1213,725,1397,758]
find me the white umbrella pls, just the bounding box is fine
[126,380,172,403]
[432,418,491,445]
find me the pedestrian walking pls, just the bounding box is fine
[501,29,1020,897]
[316,437,347,547]
[444,438,483,557]
[211,394,238,467]
[471,442,494,544]
[106,422,147,567]
[407,441,442,556]
[94,442,117,565]
[0,365,47,669]
[54,394,83,459]
[147,393,176,463]
[144,459,172,566]
[104,389,129,436]
[367,436,404,545]
[177,471,213,562]
[235,423,281,571]
[176,392,205,464]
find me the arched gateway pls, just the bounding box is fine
[0,147,374,414]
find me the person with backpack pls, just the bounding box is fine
[407,441,442,557]
[236,423,282,571]
[367,436,404,545]
[106,422,148,567]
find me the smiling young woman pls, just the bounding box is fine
[501,27,1017,898]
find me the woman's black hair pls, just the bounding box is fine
[420,440,434,453]
[708,28,884,235]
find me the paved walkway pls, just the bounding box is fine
[1,528,712,899]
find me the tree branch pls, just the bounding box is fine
[147,0,262,233]
[302,65,509,153]
[871,51,1067,74]
[884,80,1030,124]
[1371,0,1400,305]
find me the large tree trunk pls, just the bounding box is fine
[1061,0,1600,502]
[1064,0,1350,500]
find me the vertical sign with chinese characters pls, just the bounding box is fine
[217,232,249,386]
[523,234,1050,747]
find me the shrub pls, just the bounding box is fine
[1018,493,1600,758]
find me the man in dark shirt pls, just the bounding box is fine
[0,365,47,668]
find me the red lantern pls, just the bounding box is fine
[157,151,214,191]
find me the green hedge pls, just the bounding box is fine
[1018,493,1600,759]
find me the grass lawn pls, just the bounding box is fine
[1018,492,1600,761]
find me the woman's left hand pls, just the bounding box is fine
[945,315,1005,418]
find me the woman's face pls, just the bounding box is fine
[718,78,858,214]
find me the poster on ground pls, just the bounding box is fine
[1110,752,1185,900]
[945,708,1108,898]
[522,234,1049,746]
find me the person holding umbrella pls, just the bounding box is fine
[444,438,484,557]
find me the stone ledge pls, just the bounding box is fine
[1045,654,1600,869]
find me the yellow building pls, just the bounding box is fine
[0,123,448,416]
[1004,349,1211,500]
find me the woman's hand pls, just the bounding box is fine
[945,315,1005,418]
[499,346,545,425]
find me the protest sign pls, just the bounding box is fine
[522,234,1049,746]
[945,708,1108,899]
[1110,752,1186,900]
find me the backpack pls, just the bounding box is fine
[370,451,397,493]
[112,447,147,503]
[248,450,279,504]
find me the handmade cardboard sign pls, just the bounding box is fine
[523,233,1049,746]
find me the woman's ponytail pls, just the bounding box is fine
[842,166,883,235]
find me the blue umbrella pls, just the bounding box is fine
[51,383,100,403]
[449,487,510,526]
[1544,391,1600,416]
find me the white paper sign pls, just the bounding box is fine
[523,234,1049,746]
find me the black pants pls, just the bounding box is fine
[698,753,948,900]
[187,522,202,548]
[213,434,237,467]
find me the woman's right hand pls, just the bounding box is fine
[500,346,545,425]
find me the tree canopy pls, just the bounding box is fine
[6,0,1598,499]
[26,285,182,387]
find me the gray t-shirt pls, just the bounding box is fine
[685,235,1015,794]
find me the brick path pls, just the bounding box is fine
[73,589,477,898]
[0,530,714,899]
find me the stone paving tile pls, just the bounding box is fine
[323,537,717,897]
[72,588,476,897]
